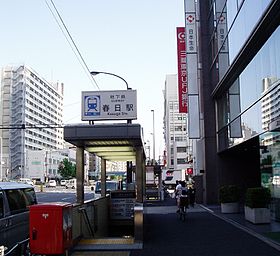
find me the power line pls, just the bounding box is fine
[0,124,64,130]
[45,0,100,90]
[64,101,80,107]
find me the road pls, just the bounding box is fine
[35,185,99,203]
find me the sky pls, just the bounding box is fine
[0,0,185,160]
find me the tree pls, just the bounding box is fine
[58,158,76,178]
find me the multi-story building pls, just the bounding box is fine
[0,65,64,179]
[163,74,192,173]
[185,0,280,215]
[25,147,90,183]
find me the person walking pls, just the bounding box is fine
[188,183,196,207]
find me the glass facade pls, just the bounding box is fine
[216,0,280,208]
[260,132,280,219]
[217,25,280,151]
[209,0,273,81]
[227,0,271,65]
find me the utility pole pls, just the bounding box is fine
[151,110,155,164]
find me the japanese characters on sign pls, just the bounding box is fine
[185,13,197,53]
[177,27,188,113]
[110,191,136,220]
[184,0,200,139]
[81,90,137,121]
[217,12,228,53]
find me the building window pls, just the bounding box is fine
[177,158,187,165]
[177,147,187,153]
[175,126,183,131]
[175,137,184,141]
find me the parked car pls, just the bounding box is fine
[65,179,76,189]
[94,180,119,194]
[60,180,67,186]
[46,180,56,188]
[0,182,37,254]
[19,178,34,186]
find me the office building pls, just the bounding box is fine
[185,0,280,215]
[163,74,192,172]
[0,65,64,179]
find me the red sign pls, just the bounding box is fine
[176,27,188,113]
[186,168,193,175]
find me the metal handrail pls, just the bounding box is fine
[4,238,29,256]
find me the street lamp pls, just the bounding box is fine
[90,71,131,90]
[151,110,155,164]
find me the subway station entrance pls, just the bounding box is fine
[63,123,146,254]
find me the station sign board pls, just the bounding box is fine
[110,191,136,220]
[81,90,137,121]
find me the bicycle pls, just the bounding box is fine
[177,196,188,222]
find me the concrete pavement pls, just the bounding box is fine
[130,196,280,256]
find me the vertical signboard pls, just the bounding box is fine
[177,27,187,113]
[216,0,230,80]
[185,0,200,138]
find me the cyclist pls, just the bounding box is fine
[176,181,189,212]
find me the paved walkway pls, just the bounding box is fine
[130,197,280,256]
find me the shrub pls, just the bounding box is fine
[219,185,241,203]
[245,187,271,208]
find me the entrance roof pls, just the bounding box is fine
[64,123,146,162]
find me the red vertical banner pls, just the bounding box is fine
[176,27,187,113]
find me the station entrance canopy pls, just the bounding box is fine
[64,123,145,161]
[64,123,146,202]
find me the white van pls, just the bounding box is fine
[19,178,33,186]
[0,182,37,254]
[65,179,76,189]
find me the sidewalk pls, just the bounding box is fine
[130,196,280,256]
[204,204,280,250]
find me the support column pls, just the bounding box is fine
[76,147,84,204]
[136,147,144,202]
[158,169,163,201]
[101,158,106,197]
[126,161,132,183]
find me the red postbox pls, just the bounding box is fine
[29,202,72,255]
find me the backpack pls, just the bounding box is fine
[181,188,188,196]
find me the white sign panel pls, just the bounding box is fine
[185,13,197,53]
[81,90,137,121]
[185,0,200,139]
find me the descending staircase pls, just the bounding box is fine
[70,237,142,256]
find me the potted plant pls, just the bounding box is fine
[219,185,241,213]
[244,187,271,224]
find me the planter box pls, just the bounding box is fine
[244,206,270,224]
[221,202,239,213]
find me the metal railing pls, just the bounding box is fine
[3,238,29,256]
[72,196,110,240]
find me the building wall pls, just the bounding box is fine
[193,0,280,203]
[163,74,192,174]
[24,148,90,183]
[0,65,64,179]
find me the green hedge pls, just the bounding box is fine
[219,185,241,203]
[245,187,271,208]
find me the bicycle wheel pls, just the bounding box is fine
[179,206,186,221]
